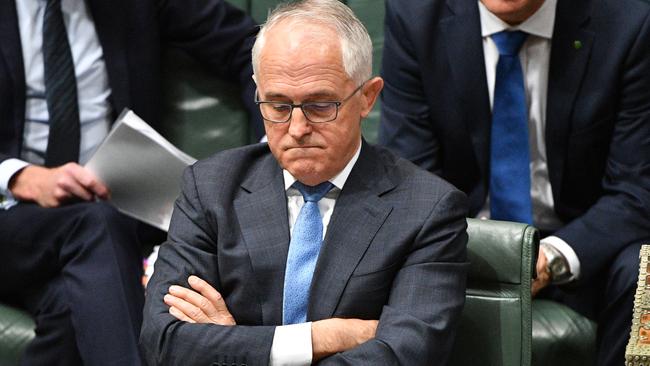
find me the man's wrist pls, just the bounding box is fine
[540,242,572,284]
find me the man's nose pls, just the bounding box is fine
[287,107,313,139]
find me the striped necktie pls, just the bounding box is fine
[43,0,80,167]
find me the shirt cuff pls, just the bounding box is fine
[0,158,30,196]
[269,322,312,366]
[541,235,581,282]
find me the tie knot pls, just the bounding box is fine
[293,181,334,202]
[492,31,528,56]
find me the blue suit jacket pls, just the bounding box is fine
[378,0,650,283]
[141,142,469,365]
[0,0,262,164]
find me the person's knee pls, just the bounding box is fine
[76,201,128,228]
[60,202,139,261]
[607,243,642,299]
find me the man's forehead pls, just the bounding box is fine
[258,24,346,81]
[264,20,340,55]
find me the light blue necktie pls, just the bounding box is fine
[489,30,533,224]
[282,181,333,325]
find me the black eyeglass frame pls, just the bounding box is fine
[254,81,367,124]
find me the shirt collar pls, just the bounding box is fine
[283,141,362,192]
[478,0,556,39]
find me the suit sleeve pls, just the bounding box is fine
[554,10,650,282]
[156,0,264,139]
[140,166,275,366]
[319,189,469,366]
[377,0,442,174]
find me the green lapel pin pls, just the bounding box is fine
[573,40,583,50]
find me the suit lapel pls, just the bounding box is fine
[546,0,593,201]
[0,0,26,144]
[85,0,130,117]
[439,0,492,181]
[234,154,290,325]
[308,143,395,320]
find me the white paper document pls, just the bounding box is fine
[86,109,196,231]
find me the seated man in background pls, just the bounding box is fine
[378,0,650,364]
[141,0,469,365]
[0,0,261,364]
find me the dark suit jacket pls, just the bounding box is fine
[378,0,650,283]
[0,0,262,164]
[141,142,469,366]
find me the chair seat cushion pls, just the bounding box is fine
[0,303,35,365]
[532,299,597,366]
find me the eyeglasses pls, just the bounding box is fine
[254,82,366,124]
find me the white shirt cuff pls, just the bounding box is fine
[541,235,581,282]
[269,322,312,366]
[0,159,29,210]
[0,159,30,196]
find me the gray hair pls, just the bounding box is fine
[252,0,373,85]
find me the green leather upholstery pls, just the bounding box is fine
[0,304,34,365]
[532,299,597,366]
[161,48,250,159]
[450,219,537,366]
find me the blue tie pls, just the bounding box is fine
[489,31,533,224]
[282,181,334,324]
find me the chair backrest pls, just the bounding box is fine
[449,218,538,366]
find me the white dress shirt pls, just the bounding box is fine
[269,143,362,365]
[477,0,580,281]
[0,0,112,207]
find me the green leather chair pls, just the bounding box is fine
[0,305,34,365]
[454,220,597,366]
[451,219,536,366]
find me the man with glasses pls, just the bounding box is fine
[141,0,469,365]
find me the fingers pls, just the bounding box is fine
[188,275,234,321]
[55,167,93,201]
[168,306,196,323]
[531,249,550,297]
[165,286,214,324]
[164,277,236,326]
[62,163,110,200]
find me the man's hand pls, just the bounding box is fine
[532,248,550,297]
[9,163,109,207]
[164,275,236,325]
[311,318,378,361]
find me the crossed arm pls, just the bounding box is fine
[164,275,378,363]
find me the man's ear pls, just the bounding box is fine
[360,76,384,118]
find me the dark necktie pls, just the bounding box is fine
[489,30,533,224]
[282,181,334,324]
[43,0,80,167]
